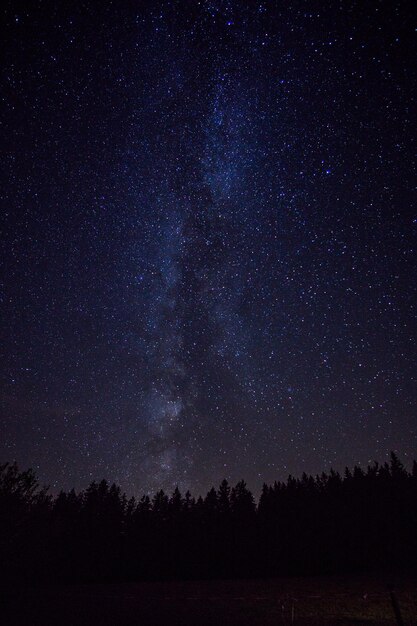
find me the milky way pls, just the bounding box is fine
[1,1,416,496]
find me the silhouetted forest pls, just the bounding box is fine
[1,453,416,585]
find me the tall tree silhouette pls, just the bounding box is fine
[1,454,417,584]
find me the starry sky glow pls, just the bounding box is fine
[1,0,416,496]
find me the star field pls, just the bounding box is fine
[1,0,416,496]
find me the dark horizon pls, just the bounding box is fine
[2,451,417,589]
[4,451,417,502]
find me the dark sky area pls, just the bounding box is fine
[1,0,416,497]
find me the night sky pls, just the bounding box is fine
[1,0,416,497]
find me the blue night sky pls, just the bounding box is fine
[1,0,416,496]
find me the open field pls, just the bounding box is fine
[2,575,417,625]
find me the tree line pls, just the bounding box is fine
[1,453,416,585]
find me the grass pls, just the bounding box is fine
[2,574,417,625]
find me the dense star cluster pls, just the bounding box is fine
[1,1,416,496]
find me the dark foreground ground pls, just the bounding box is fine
[2,575,417,625]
